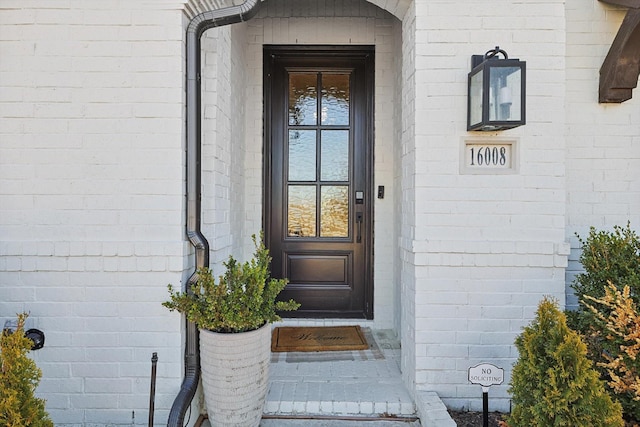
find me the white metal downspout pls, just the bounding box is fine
[168,1,262,425]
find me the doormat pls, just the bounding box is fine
[271,327,385,362]
[271,325,369,352]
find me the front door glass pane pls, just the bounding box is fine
[286,71,352,240]
[321,186,349,237]
[288,130,316,182]
[321,73,350,125]
[320,130,349,181]
[288,186,316,237]
[289,73,317,126]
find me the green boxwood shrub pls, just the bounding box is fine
[508,297,623,427]
[571,223,640,305]
[164,233,299,333]
[0,313,53,427]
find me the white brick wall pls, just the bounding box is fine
[564,0,640,309]
[400,0,418,395]
[202,26,236,264]
[2,0,638,423]
[0,1,189,425]
[201,20,255,262]
[410,0,568,412]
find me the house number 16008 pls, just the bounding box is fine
[462,141,515,174]
[464,142,513,171]
[469,146,507,166]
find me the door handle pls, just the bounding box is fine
[356,212,363,243]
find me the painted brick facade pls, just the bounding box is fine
[1,0,638,425]
[564,0,640,309]
[0,1,188,424]
[409,0,569,411]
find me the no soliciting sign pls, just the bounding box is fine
[468,363,504,387]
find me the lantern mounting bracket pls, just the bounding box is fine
[471,46,509,69]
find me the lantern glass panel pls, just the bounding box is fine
[489,66,522,122]
[469,70,483,128]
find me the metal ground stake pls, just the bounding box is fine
[149,352,158,427]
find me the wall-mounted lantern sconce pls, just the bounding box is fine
[467,46,526,131]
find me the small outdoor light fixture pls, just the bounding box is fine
[467,46,526,131]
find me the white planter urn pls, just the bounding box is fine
[199,323,271,427]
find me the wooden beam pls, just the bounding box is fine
[599,0,639,8]
[599,7,640,103]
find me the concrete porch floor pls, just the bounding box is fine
[258,324,456,426]
[196,323,456,427]
[265,328,414,419]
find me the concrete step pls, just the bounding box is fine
[260,418,421,426]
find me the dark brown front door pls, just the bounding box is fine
[264,46,374,319]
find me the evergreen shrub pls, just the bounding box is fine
[164,233,299,333]
[571,223,640,305]
[508,297,623,427]
[0,313,53,427]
